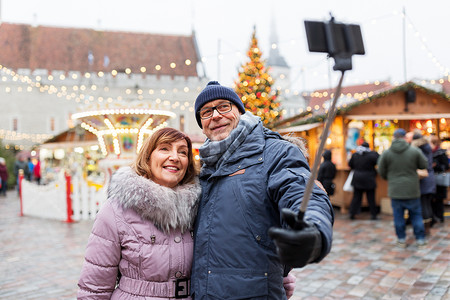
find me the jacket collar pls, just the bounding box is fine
[200,123,266,178]
[107,166,201,233]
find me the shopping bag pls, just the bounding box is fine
[435,172,450,187]
[343,170,354,192]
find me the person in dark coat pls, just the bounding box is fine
[27,157,34,181]
[0,157,8,196]
[411,131,436,235]
[317,150,336,196]
[13,156,29,194]
[430,135,448,225]
[348,141,380,220]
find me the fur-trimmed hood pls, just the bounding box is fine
[411,137,428,149]
[107,166,201,233]
[282,135,309,158]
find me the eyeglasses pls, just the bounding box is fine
[199,101,233,119]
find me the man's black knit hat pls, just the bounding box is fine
[194,81,245,128]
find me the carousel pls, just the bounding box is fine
[71,100,176,184]
[20,100,177,222]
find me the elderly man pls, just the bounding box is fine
[191,81,334,299]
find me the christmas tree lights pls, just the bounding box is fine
[234,28,282,127]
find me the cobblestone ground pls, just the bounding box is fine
[0,191,449,299]
[0,192,92,300]
[290,210,450,300]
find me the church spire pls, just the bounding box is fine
[267,13,288,68]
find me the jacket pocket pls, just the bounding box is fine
[206,268,268,299]
[230,174,274,250]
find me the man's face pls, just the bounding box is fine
[200,99,241,141]
[405,132,413,144]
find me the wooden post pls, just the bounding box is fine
[65,172,73,223]
[19,170,24,216]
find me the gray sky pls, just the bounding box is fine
[1,0,449,92]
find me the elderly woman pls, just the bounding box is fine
[77,128,201,299]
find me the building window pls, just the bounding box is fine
[67,113,74,128]
[50,117,55,132]
[180,115,185,132]
[12,118,18,131]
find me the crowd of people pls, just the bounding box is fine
[13,156,41,185]
[0,155,42,197]
[318,127,448,250]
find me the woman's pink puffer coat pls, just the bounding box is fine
[77,166,201,299]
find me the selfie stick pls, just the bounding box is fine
[297,71,344,221]
[297,15,365,221]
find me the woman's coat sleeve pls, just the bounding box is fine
[77,201,121,299]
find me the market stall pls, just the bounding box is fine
[39,125,102,185]
[276,82,450,212]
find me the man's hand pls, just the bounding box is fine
[268,208,322,268]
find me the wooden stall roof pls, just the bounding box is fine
[43,125,97,145]
[306,81,392,109]
[274,82,450,130]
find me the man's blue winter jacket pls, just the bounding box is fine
[191,123,334,299]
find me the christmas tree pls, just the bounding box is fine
[234,27,281,126]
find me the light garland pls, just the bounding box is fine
[0,129,53,143]
[2,143,25,150]
[285,81,450,129]
[404,13,449,76]
[72,109,176,120]
[0,64,203,105]
[1,58,194,80]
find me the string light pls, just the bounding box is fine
[0,129,53,143]
[0,58,198,104]
[404,14,449,76]
[284,81,450,129]
[0,65,203,107]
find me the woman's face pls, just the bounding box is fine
[149,138,189,188]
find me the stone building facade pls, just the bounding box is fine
[0,22,207,150]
